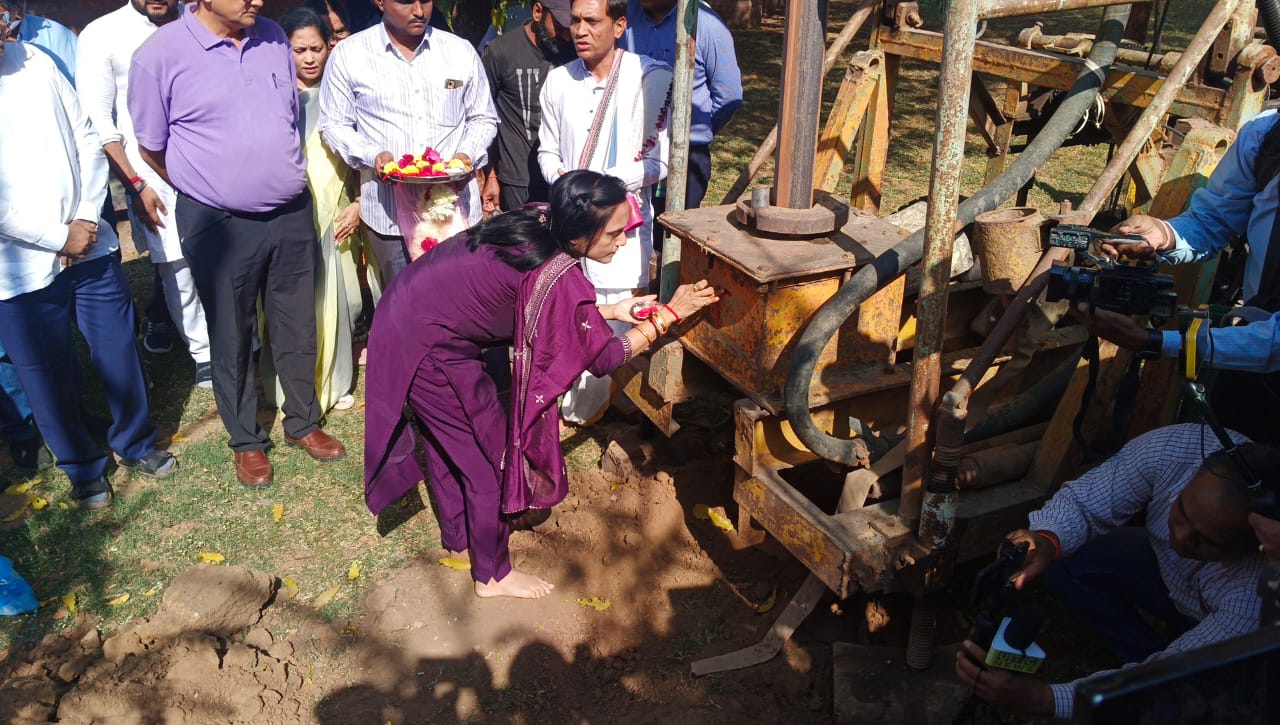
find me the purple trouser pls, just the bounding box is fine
[408,353,512,584]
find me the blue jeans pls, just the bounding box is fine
[0,255,156,485]
[0,336,37,446]
[1044,526,1197,663]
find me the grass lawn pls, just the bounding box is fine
[1,0,1225,653]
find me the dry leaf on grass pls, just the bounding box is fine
[30,496,49,511]
[107,593,131,607]
[143,586,160,597]
[63,593,77,614]
[575,596,612,611]
[347,561,361,581]
[437,556,471,571]
[3,478,40,496]
[196,552,225,564]
[313,584,342,608]
[169,431,191,443]
[272,503,284,523]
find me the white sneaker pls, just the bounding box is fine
[333,394,356,410]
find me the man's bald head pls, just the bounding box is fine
[1168,443,1280,561]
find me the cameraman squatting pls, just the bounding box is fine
[1075,107,1280,581]
[953,424,1274,719]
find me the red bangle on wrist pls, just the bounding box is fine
[1033,530,1062,560]
[127,176,144,187]
[662,303,680,323]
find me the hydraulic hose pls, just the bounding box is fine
[1261,0,1280,53]
[783,4,1131,466]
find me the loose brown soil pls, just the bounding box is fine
[1,420,840,723]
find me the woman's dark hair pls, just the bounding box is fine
[303,0,350,30]
[281,6,333,43]
[469,170,629,271]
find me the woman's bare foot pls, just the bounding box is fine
[474,570,555,599]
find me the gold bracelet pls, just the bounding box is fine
[636,323,656,345]
[648,317,663,340]
[651,310,670,336]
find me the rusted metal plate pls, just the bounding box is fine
[877,28,1229,122]
[669,209,908,407]
[661,206,908,283]
[735,468,862,598]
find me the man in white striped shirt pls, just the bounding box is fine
[954,423,1270,720]
[318,0,497,285]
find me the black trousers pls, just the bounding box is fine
[177,190,321,451]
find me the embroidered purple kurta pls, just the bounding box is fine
[364,240,629,582]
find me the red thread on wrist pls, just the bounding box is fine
[127,176,144,187]
[1034,530,1062,560]
[662,303,680,323]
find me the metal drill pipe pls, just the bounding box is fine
[774,0,827,209]
[950,247,1072,404]
[979,0,1145,20]
[659,0,697,302]
[719,0,880,205]
[900,0,981,526]
[1072,0,1241,221]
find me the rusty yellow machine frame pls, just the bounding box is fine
[616,0,1271,674]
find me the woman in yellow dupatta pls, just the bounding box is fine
[271,8,381,412]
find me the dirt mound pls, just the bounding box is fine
[2,421,827,724]
[1,565,309,724]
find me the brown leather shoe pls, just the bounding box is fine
[284,429,346,461]
[234,450,273,488]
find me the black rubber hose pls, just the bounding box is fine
[1261,0,1280,53]
[783,5,1132,465]
[962,346,1083,444]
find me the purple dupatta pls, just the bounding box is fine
[502,252,628,513]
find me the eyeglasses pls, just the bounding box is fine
[0,12,9,26]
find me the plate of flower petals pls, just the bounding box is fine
[382,147,472,185]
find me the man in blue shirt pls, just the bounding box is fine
[5,0,76,83]
[623,0,741,210]
[1077,109,1280,443]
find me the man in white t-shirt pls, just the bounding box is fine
[77,0,212,388]
[538,0,670,424]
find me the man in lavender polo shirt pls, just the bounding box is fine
[128,0,346,489]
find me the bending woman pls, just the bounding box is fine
[364,171,718,599]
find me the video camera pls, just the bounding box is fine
[967,539,1045,672]
[954,539,1047,724]
[1044,224,1178,319]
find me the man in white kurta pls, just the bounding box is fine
[76,0,212,387]
[538,0,671,424]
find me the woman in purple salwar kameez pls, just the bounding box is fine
[364,171,718,599]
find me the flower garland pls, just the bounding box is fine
[417,184,460,223]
